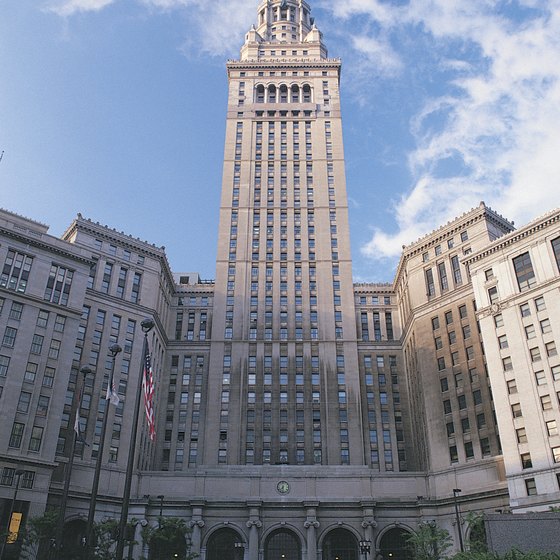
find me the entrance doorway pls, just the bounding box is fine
[264,529,301,560]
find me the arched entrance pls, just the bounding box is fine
[265,528,301,560]
[62,519,86,560]
[378,527,412,560]
[206,528,244,560]
[322,528,359,560]
[148,523,187,560]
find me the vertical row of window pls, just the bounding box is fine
[1,249,76,306]
[423,233,467,298]
[244,350,323,465]
[433,302,493,463]
[163,354,204,469]
[2,301,70,453]
[499,295,560,495]
[362,354,404,470]
[359,309,394,342]
[94,258,142,303]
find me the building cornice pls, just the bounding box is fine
[393,202,515,286]
[463,207,560,268]
[0,225,94,267]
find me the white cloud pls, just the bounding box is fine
[47,0,255,56]
[349,0,560,260]
[47,0,117,17]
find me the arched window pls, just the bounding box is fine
[291,85,300,103]
[206,528,244,560]
[256,85,265,103]
[302,84,312,103]
[280,85,288,103]
[379,527,413,560]
[265,529,301,560]
[322,528,358,560]
[268,85,277,103]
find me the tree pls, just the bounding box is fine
[92,518,119,560]
[141,517,195,560]
[407,521,453,560]
[19,508,59,560]
[465,512,487,554]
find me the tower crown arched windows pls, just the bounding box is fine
[254,83,313,104]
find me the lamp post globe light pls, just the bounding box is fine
[452,488,464,552]
[52,365,93,559]
[83,345,121,560]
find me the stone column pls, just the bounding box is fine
[304,503,320,560]
[246,501,262,560]
[361,501,377,557]
[189,503,205,557]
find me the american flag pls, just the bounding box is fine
[142,342,156,441]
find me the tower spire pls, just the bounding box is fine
[241,0,327,62]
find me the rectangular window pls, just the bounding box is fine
[17,391,32,413]
[28,426,43,452]
[521,453,532,469]
[2,327,17,348]
[36,309,49,328]
[9,301,23,320]
[438,262,448,291]
[425,268,435,297]
[0,250,33,292]
[44,264,74,305]
[513,252,536,291]
[131,272,142,303]
[9,422,25,448]
[0,355,9,377]
[449,256,462,286]
[516,427,527,443]
[552,237,560,272]
[488,286,499,304]
[525,478,537,496]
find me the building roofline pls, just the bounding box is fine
[393,202,515,286]
[463,207,560,267]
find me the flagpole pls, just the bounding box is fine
[115,318,154,560]
[83,343,122,560]
[53,366,92,559]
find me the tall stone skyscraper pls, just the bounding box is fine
[207,0,362,467]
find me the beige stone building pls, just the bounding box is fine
[466,209,560,513]
[1,1,559,559]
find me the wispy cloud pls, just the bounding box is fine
[47,0,254,56]
[47,0,117,17]
[323,0,560,261]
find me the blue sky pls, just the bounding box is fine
[1,1,560,282]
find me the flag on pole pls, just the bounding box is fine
[74,382,89,446]
[142,341,156,441]
[106,366,121,406]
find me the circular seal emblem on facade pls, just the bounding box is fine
[277,480,290,494]
[491,303,501,314]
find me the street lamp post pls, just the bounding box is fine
[53,366,93,558]
[115,319,155,560]
[359,539,372,560]
[452,488,464,552]
[157,495,164,527]
[0,468,25,560]
[84,344,122,560]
